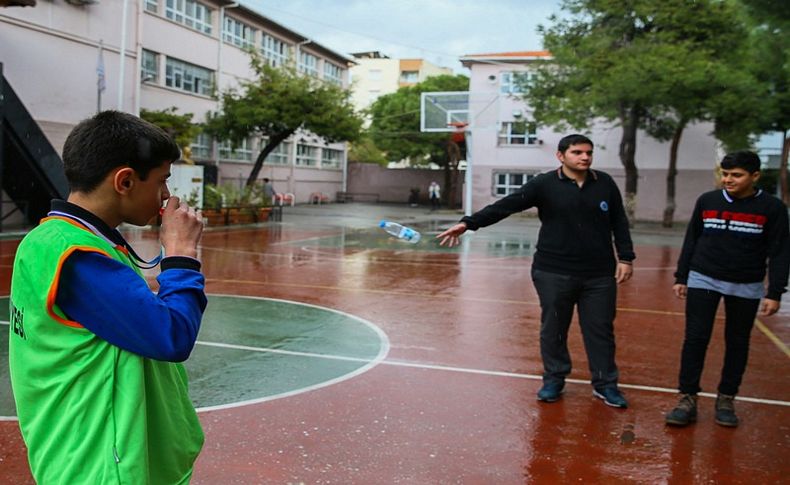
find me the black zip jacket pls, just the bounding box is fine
[461,168,635,277]
[675,189,790,300]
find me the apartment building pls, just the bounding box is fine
[0,0,354,203]
[459,51,720,222]
[349,51,452,114]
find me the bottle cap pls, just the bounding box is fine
[378,220,387,228]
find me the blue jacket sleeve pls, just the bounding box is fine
[56,250,207,362]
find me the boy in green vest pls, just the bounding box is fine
[9,111,207,483]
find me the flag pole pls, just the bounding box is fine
[97,39,106,113]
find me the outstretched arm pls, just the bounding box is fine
[436,223,468,247]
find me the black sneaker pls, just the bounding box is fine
[593,387,628,408]
[715,394,739,427]
[537,381,565,402]
[665,394,698,426]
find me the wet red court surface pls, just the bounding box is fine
[1,206,788,484]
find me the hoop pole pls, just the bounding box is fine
[464,131,472,216]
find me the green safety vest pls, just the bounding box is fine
[8,216,204,484]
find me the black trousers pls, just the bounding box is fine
[531,268,619,389]
[678,288,759,396]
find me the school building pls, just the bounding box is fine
[460,51,721,222]
[0,0,355,218]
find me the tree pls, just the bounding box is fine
[206,53,363,187]
[348,135,388,166]
[738,0,790,204]
[368,74,469,207]
[140,107,201,155]
[526,0,752,220]
[636,2,756,226]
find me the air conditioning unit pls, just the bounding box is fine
[65,0,99,5]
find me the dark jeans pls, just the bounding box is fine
[678,288,759,396]
[531,268,619,389]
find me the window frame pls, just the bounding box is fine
[260,34,290,67]
[498,120,538,146]
[264,141,291,165]
[321,148,343,169]
[223,16,256,49]
[500,71,532,95]
[141,49,159,83]
[165,0,212,35]
[492,172,536,196]
[165,57,214,96]
[295,144,318,166]
[218,138,255,162]
[298,51,319,77]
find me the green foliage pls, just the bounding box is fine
[205,53,363,186]
[348,135,389,165]
[368,74,469,166]
[203,182,269,208]
[140,107,201,149]
[526,0,762,212]
[203,184,223,209]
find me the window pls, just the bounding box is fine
[223,16,255,49]
[296,144,318,166]
[323,63,342,86]
[500,71,532,94]
[368,90,381,105]
[264,141,291,165]
[218,138,254,162]
[190,133,212,159]
[165,57,214,96]
[261,34,290,67]
[498,121,538,145]
[145,0,158,13]
[368,69,382,81]
[321,148,342,169]
[165,0,212,35]
[299,51,319,77]
[493,172,535,196]
[400,70,418,83]
[141,49,159,83]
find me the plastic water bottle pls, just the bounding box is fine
[379,220,421,244]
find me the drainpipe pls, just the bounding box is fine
[133,0,143,115]
[216,2,240,174]
[117,0,129,110]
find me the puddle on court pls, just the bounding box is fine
[282,224,537,258]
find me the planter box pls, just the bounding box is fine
[202,207,273,226]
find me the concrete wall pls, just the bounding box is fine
[347,163,463,205]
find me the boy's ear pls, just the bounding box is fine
[113,167,135,194]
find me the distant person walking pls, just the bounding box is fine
[437,134,635,408]
[263,178,277,206]
[429,181,441,211]
[665,150,789,428]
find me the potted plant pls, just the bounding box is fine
[202,184,226,226]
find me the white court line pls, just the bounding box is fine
[2,320,789,410]
[195,339,790,407]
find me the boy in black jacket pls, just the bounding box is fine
[666,151,790,428]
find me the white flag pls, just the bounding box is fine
[97,41,106,93]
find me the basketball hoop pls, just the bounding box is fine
[448,121,468,143]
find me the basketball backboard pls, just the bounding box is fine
[420,91,469,132]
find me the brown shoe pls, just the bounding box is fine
[665,394,698,426]
[715,394,739,427]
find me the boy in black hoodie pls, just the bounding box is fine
[666,151,789,428]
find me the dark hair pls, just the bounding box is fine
[558,134,594,153]
[62,110,180,192]
[720,150,761,174]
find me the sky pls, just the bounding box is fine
[240,0,563,72]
